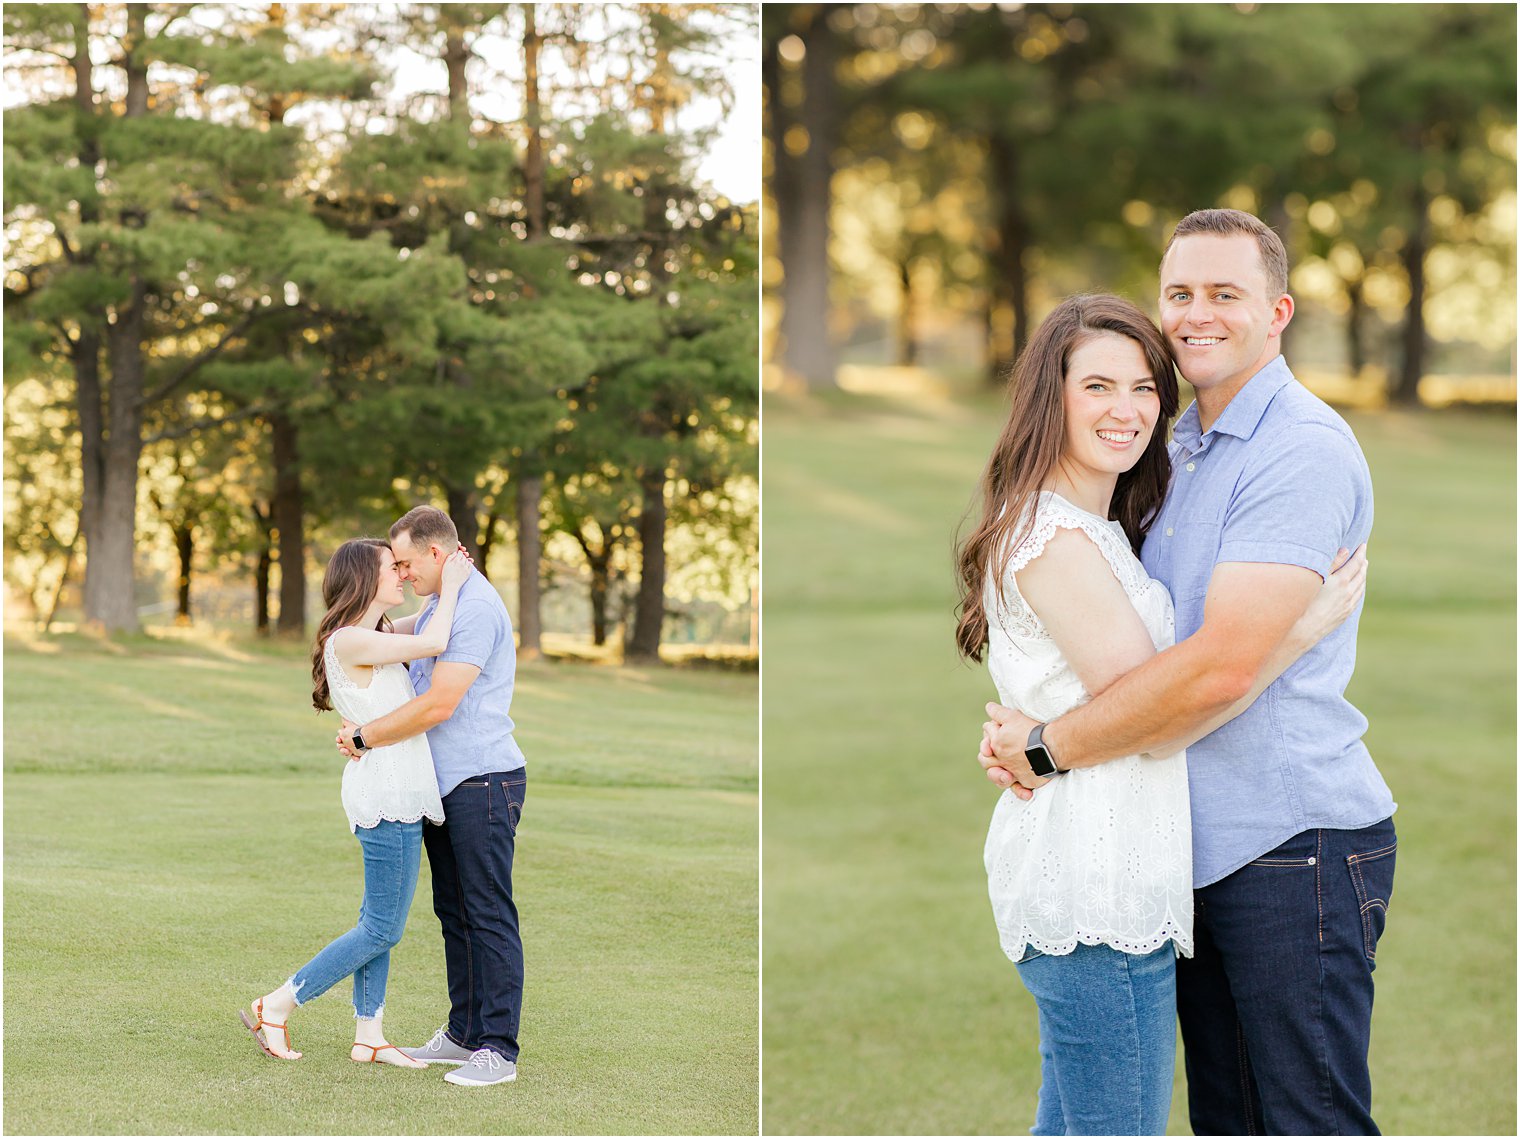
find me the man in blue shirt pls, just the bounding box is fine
[337,505,527,1088]
[983,209,1396,1134]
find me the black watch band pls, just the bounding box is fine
[1025,722,1064,777]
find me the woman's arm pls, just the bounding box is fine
[1142,545,1367,759]
[1014,525,1160,700]
[335,553,473,670]
[388,612,421,635]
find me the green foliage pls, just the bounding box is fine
[785,4,1516,383]
[3,3,757,644]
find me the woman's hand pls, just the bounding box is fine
[1293,544,1368,649]
[441,549,473,590]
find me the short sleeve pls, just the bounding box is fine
[437,596,506,669]
[1005,497,1147,598]
[1218,422,1370,580]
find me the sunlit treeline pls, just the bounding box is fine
[764,4,1515,404]
[3,3,759,657]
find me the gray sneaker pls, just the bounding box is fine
[443,1048,517,1087]
[402,1026,474,1066]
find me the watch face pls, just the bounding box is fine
[1025,746,1058,778]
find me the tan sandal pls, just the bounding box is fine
[352,1041,426,1068]
[240,998,301,1060]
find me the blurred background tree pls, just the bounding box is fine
[4,1,758,663]
[762,3,1515,403]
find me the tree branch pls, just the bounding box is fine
[142,402,270,445]
[137,307,265,407]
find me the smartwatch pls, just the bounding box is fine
[1025,722,1064,777]
[351,727,370,754]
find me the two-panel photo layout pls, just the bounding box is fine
[1,3,1513,1137]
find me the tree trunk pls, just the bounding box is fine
[174,521,193,623]
[76,4,147,632]
[515,472,543,659]
[72,5,102,566]
[256,546,272,633]
[769,7,838,388]
[478,508,500,574]
[1393,194,1428,407]
[988,132,1029,383]
[588,546,610,646]
[444,23,470,120]
[897,257,918,367]
[445,486,482,563]
[627,467,668,662]
[43,539,79,633]
[522,5,545,241]
[252,503,272,633]
[271,411,305,635]
[86,267,148,633]
[1346,274,1367,377]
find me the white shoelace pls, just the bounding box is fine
[425,1026,451,1051]
[469,1050,503,1071]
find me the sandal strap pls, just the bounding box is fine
[353,1042,404,1062]
[252,1000,295,1052]
[252,999,288,1031]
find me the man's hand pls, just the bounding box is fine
[979,702,1048,796]
[980,732,1035,801]
[337,717,362,762]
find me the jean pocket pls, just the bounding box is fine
[498,779,525,836]
[1346,840,1396,965]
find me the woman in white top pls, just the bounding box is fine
[241,538,470,1067]
[953,295,1363,1135]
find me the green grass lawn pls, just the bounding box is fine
[761,385,1515,1136]
[4,634,757,1135]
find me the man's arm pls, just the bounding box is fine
[984,559,1321,784]
[337,662,481,757]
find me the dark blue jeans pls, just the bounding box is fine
[423,767,526,1062]
[1178,817,1396,1135]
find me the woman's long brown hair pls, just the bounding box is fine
[311,538,394,711]
[954,295,1178,663]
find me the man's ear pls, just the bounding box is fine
[1269,292,1295,339]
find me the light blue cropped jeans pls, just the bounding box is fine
[1015,941,1177,1136]
[289,819,422,1019]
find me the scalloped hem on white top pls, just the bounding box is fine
[350,807,446,833]
[999,924,1194,964]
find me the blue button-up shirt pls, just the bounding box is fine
[410,570,526,797]
[1141,356,1395,887]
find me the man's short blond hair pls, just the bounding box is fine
[1163,208,1289,299]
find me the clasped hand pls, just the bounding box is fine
[336,718,361,762]
[978,702,1047,800]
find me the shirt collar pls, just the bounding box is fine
[1177,355,1296,447]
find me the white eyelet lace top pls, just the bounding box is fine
[325,631,445,833]
[983,492,1192,962]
